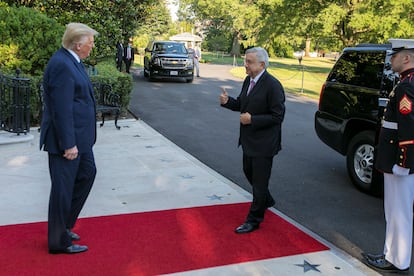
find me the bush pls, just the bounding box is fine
[0,5,132,126]
[0,5,64,75]
[26,60,133,126]
[90,59,133,112]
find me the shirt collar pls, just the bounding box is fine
[251,69,265,83]
[67,49,81,63]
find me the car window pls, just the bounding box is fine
[328,51,386,90]
[153,43,187,54]
[382,53,399,93]
[153,43,167,53]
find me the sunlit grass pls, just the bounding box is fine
[224,55,334,99]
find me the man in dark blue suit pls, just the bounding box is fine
[40,23,98,254]
[220,47,285,233]
[123,42,134,73]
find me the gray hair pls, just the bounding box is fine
[62,23,98,50]
[245,47,269,68]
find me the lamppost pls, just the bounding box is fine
[297,53,304,93]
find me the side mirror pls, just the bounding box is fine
[144,47,151,52]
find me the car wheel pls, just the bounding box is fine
[346,130,376,193]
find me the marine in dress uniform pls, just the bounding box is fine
[362,38,414,273]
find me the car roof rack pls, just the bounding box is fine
[356,43,391,47]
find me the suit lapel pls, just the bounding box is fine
[241,73,266,110]
[62,49,95,104]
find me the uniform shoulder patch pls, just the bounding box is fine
[399,94,412,115]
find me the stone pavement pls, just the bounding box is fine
[0,119,379,275]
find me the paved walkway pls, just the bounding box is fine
[0,120,378,275]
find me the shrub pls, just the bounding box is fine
[0,5,63,75]
[0,5,132,126]
[27,60,133,126]
[90,59,133,112]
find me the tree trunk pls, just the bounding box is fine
[305,37,311,57]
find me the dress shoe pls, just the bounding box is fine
[361,252,384,261]
[66,229,80,241]
[362,252,409,273]
[235,223,259,234]
[49,244,88,254]
[266,198,275,208]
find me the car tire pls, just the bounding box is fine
[346,130,377,194]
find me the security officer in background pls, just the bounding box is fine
[123,42,134,74]
[362,39,414,273]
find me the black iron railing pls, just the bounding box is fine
[0,69,31,135]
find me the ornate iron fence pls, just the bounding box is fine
[0,69,31,134]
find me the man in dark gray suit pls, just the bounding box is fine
[40,23,98,254]
[116,41,124,72]
[220,47,285,233]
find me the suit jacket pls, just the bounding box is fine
[40,47,96,154]
[116,43,124,60]
[124,46,135,61]
[222,70,285,157]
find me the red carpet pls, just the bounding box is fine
[0,203,328,275]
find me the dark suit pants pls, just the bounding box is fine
[243,154,274,226]
[116,59,123,72]
[47,150,96,250]
[124,59,132,73]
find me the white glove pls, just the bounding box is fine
[392,164,410,176]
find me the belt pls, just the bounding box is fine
[382,120,398,130]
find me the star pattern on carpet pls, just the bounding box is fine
[207,194,223,200]
[159,158,173,163]
[295,260,321,273]
[179,174,195,179]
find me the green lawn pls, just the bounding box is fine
[133,51,336,99]
[204,52,335,99]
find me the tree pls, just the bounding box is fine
[134,0,173,49]
[179,0,260,56]
[314,0,414,48]
[178,0,414,57]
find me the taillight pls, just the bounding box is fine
[318,82,327,110]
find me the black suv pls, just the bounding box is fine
[144,41,194,82]
[315,44,399,195]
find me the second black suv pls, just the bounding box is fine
[144,41,194,82]
[315,44,399,195]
